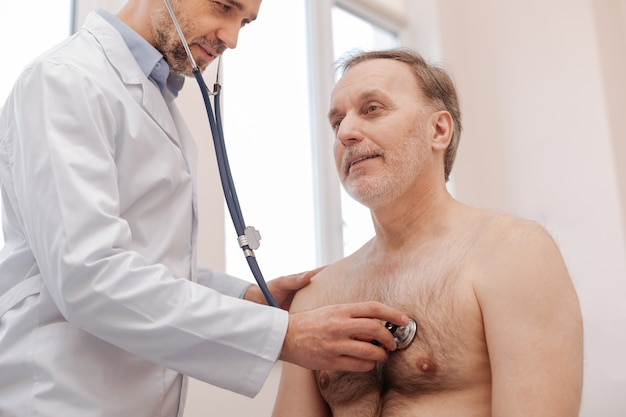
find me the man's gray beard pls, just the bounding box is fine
[343,176,397,211]
[342,127,428,211]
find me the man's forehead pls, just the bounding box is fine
[354,58,412,76]
[332,59,417,99]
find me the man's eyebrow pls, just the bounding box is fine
[328,107,341,121]
[358,88,386,101]
[327,88,388,120]
[225,0,258,21]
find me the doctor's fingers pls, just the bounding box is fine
[269,266,325,292]
[282,304,404,358]
[327,313,399,353]
[342,301,409,328]
[266,267,327,310]
[318,302,407,351]
[281,311,392,371]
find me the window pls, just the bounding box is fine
[222,0,317,280]
[0,0,74,247]
[0,0,415,272]
[331,5,400,256]
[222,0,403,280]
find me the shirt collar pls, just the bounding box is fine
[96,8,185,97]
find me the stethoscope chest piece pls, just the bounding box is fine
[386,318,417,350]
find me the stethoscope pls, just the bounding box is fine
[163,0,278,307]
[162,0,417,348]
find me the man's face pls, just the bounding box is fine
[328,59,433,210]
[151,0,262,75]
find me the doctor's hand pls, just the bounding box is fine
[279,302,409,372]
[244,267,325,310]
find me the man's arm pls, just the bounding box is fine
[475,220,583,416]
[272,279,331,417]
[273,362,330,417]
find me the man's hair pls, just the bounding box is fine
[336,48,462,182]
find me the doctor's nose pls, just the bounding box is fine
[216,22,241,49]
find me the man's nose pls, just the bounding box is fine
[336,114,365,146]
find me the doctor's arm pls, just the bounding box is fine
[196,263,320,309]
[201,264,407,371]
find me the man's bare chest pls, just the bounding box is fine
[311,255,487,413]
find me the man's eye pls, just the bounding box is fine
[366,104,381,113]
[331,119,342,131]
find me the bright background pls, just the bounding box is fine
[2,1,625,416]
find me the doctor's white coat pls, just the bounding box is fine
[0,12,287,417]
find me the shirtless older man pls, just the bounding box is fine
[272,48,583,417]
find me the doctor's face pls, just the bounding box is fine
[151,0,262,76]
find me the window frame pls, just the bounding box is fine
[305,0,435,265]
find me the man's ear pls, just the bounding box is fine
[430,111,453,151]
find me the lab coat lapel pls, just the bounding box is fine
[83,12,200,281]
[140,82,181,146]
[84,12,183,150]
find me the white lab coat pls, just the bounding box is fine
[0,12,288,417]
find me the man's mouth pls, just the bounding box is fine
[345,154,380,174]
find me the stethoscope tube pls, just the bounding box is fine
[164,0,279,307]
[163,4,418,351]
[193,70,279,308]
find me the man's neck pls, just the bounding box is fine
[370,187,458,251]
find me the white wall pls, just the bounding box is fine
[436,0,626,415]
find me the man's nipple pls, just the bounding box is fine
[416,358,438,374]
[317,371,331,389]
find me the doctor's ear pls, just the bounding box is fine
[429,110,453,152]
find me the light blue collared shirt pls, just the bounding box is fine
[96,8,185,98]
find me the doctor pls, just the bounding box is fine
[0,0,409,416]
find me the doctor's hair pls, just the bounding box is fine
[335,48,462,182]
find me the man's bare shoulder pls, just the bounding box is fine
[469,209,560,257]
[467,208,571,294]
[289,245,373,313]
